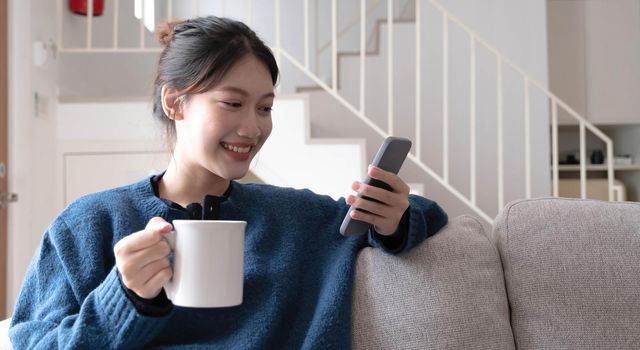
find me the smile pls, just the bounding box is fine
[221,142,252,154]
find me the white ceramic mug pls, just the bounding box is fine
[164,220,246,308]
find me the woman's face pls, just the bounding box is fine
[174,54,274,180]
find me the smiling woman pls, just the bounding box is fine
[8,15,447,349]
[159,53,276,202]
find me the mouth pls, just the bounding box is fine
[220,141,255,161]
[221,142,253,153]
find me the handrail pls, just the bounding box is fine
[315,0,383,56]
[432,0,614,204]
[276,0,616,219]
[278,47,494,223]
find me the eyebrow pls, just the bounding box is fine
[216,86,275,99]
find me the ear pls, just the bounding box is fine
[161,85,184,120]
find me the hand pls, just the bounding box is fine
[346,166,410,235]
[114,217,173,299]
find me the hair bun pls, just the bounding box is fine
[156,19,184,47]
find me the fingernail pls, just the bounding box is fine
[353,182,360,190]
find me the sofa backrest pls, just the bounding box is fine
[352,215,515,349]
[492,198,640,349]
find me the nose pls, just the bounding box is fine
[236,111,262,139]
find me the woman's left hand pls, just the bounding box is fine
[346,166,410,235]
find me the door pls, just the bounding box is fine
[1,0,9,319]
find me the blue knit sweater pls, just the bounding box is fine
[9,177,447,349]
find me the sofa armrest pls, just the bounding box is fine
[352,215,514,349]
[0,318,12,350]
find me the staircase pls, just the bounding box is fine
[277,16,500,222]
[271,0,616,223]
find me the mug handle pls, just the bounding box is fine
[163,231,176,301]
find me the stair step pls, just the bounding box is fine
[295,21,417,95]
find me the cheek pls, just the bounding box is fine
[260,118,273,141]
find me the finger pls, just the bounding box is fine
[368,166,410,194]
[128,240,172,269]
[121,255,170,291]
[350,208,400,235]
[349,207,390,229]
[353,181,405,208]
[117,218,172,254]
[139,257,172,286]
[352,181,392,205]
[145,217,173,234]
[348,189,408,232]
[139,267,174,299]
[347,194,389,217]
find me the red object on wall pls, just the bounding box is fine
[69,0,104,16]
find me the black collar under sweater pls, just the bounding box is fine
[150,172,232,220]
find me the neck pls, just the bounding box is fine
[159,157,230,207]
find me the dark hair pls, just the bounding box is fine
[153,16,279,147]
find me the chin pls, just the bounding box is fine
[215,167,250,181]
[206,154,253,180]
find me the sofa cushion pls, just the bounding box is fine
[352,215,515,349]
[493,198,640,349]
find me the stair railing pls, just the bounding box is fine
[272,0,616,222]
[429,0,614,205]
[273,0,495,222]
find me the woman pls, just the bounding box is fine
[10,16,447,349]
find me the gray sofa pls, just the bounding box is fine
[353,197,640,349]
[3,198,639,349]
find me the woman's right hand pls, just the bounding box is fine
[114,217,173,299]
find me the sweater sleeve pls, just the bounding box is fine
[368,194,448,254]
[9,217,171,349]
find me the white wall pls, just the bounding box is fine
[548,0,640,125]
[7,0,60,314]
[440,0,548,84]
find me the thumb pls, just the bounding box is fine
[146,217,172,233]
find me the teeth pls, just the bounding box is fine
[222,143,251,153]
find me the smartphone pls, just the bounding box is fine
[339,137,412,236]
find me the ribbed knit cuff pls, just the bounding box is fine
[368,209,410,254]
[404,197,448,251]
[122,283,173,317]
[95,268,172,348]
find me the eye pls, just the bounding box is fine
[259,106,273,113]
[221,101,242,108]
